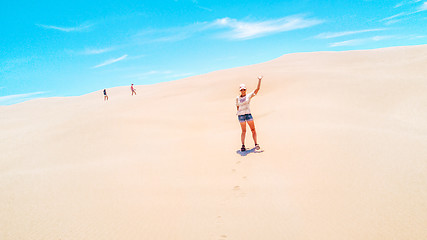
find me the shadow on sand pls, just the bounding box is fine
[236,147,264,156]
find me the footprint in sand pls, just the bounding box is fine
[233,186,240,191]
[232,169,236,173]
[220,234,227,239]
[242,176,247,179]
[236,161,241,164]
[216,216,223,224]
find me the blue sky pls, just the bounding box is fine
[1,0,426,105]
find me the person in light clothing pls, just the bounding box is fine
[236,76,262,152]
[131,84,137,95]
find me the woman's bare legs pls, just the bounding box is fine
[247,120,257,145]
[241,120,258,146]
[240,121,247,145]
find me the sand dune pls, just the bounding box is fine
[1,45,427,239]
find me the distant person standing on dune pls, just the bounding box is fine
[103,89,108,101]
[131,84,136,95]
[236,76,262,152]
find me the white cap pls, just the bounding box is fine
[239,84,247,90]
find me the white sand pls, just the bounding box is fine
[1,45,426,240]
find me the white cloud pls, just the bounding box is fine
[66,47,115,55]
[133,23,201,44]
[36,23,93,32]
[395,2,404,8]
[127,54,146,60]
[197,5,213,11]
[330,36,393,47]
[92,55,128,68]
[395,0,422,8]
[134,22,209,43]
[382,1,427,24]
[147,34,190,43]
[409,35,426,39]
[214,16,323,40]
[380,12,407,22]
[81,48,114,55]
[192,0,213,12]
[315,29,386,39]
[0,92,46,103]
[371,35,393,41]
[385,19,404,25]
[133,15,322,43]
[417,1,427,11]
[330,39,365,47]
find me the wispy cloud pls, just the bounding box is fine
[133,15,323,43]
[371,36,393,41]
[214,15,323,40]
[418,1,427,11]
[196,5,213,11]
[382,1,427,24]
[80,48,114,55]
[36,23,93,32]
[192,0,213,11]
[92,55,128,68]
[395,2,404,8]
[142,33,191,43]
[134,22,210,43]
[381,12,407,22]
[66,47,115,55]
[127,54,146,60]
[330,39,366,47]
[394,0,422,8]
[330,35,394,47]
[407,35,426,39]
[384,19,404,25]
[0,92,46,104]
[315,28,386,39]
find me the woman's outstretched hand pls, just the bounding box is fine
[254,75,262,95]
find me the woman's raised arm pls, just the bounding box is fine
[254,76,262,95]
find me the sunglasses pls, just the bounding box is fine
[240,89,246,91]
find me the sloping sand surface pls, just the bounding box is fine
[1,45,426,239]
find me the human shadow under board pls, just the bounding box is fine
[236,147,264,156]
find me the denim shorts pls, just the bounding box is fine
[238,114,254,122]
